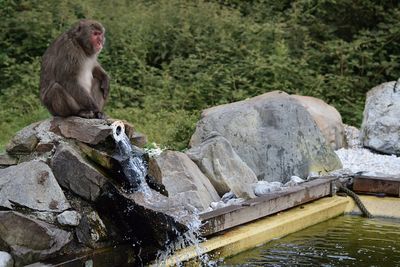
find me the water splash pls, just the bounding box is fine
[154,211,216,266]
[111,121,151,195]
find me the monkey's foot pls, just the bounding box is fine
[78,110,96,119]
[95,112,107,120]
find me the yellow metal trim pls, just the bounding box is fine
[159,196,350,266]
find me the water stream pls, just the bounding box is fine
[111,121,151,195]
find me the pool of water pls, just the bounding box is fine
[221,215,400,266]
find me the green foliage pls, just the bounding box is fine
[1,0,400,150]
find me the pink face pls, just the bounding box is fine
[91,30,104,53]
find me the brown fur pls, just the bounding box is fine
[39,19,109,119]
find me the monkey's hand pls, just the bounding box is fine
[93,65,109,99]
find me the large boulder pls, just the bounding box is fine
[291,95,346,150]
[0,161,70,212]
[186,133,257,198]
[190,91,342,182]
[149,151,220,211]
[360,81,400,155]
[51,143,109,201]
[0,211,72,266]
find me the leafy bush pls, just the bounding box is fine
[1,0,399,151]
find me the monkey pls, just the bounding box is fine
[40,19,110,119]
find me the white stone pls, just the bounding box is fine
[0,251,13,267]
[57,210,81,226]
[253,181,283,196]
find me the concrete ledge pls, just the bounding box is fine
[345,195,400,219]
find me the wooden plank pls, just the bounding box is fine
[199,177,338,236]
[353,175,400,197]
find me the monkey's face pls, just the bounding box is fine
[90,29,105,54]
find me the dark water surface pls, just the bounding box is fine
[222,215,400,267]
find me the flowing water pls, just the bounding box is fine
[112,121,151,195]
[222,215,400,266]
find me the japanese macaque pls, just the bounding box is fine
[40,19,109,119]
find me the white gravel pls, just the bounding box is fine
[334,148,400,177]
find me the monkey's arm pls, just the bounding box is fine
[93,65,110,98]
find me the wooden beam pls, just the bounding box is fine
[353,175,400,197]
[199,177,338,236]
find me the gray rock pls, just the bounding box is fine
[360,81,400,155]
[0,211,72,266]
[57,210,81,226]
[187,133,257,198]
[0,251,13,267]
[292,95,346,150]
[6,122,40,155]
[0,153,17,169]
[0,161,70,212]
[150,150,220,211]
[51,143,109,201]
[76,211,107,247]
[190,91,342,182]
[50,117,112,145]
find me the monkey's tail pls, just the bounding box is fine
[336,183,373,218]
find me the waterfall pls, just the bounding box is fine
[111,121,151,195]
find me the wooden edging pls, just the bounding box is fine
[199,177,338,236]
[159,196,350,266]
[353,175,400,197]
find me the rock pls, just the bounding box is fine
[50,117,113,145]
[57,210,81,226]
[149,150,220,211]
[186,133,257,198]
[291,95,346,150]
[0,153,17,169]
[360,81,400,155]
[0,211,72,266]
[190,91,342,182]
[51,143,109,201]
[76,211,107,247]
[0,161,70,212]
[253,181,283,196]
[344,124,361,149]
[6,122,40,155]
[95,184,198,255]
[0,251,13,267]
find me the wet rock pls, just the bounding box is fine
[95,184,197,258]
[292,95,346,150]
[0,153,18,169]
[187,133,257,198]
[0,211,72,266]
[0,161,70,212]
[150,150,220,211]
[50,117,113,145]
[57,210,81,226]
[360,81,400,155]
[190,91,342,182]
[51,143,108,201]
[76,211,107,247]
[6,122,40,155]
[0,251,13,267]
